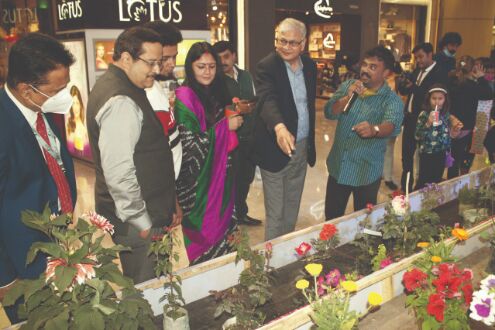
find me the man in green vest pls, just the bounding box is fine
[213,41,261,226]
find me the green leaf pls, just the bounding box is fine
[68,244,90,264]
[26,242,64,265]
[54,265,77,292]
[44,309,69,330]
[50,214,70,226]
[21,209,48,233]
[2,280,27,306]
[76,218,90,232]
[74,306,105,330]
[94,303,116,316]
[97,264,134,289]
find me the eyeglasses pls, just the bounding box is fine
[137,57,163,68]
[275,38,304,48]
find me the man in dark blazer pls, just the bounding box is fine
[0,33,77,324]
[254,18,316,241]
[398,42,448,192]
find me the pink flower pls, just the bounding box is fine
[45,257,67,282]
[86,211,114,235]
[295,242,312,256]
[380,257,393,269]
[325,269,343,288]
[265,242,273,253]
[74,261,96,285]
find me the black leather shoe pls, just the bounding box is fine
[238,215,262,226]
[385,181,398,190]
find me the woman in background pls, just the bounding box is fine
[174,42,243,265]
[447,56,492,178]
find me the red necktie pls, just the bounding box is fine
[36,113,73,213]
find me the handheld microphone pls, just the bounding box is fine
[342,91,358,114]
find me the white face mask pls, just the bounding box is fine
[29,85,74,114]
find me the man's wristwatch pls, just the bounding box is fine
[373,125,380,137]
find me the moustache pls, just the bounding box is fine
[360,73,371,79]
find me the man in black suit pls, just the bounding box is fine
[254,18,316,241]
[398,42,448,192]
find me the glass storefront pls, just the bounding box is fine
[207,0,229,44]
[379,3,427,72]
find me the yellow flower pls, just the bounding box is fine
[431,256,442,263]
[452,228,469,241]
[368,292,383,306]
[341,280,358,292]
[305,263,323,277]
[296,279,309,290]
[417,242,430,248]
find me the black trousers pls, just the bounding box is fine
[234,140,256,218]
[325,175,381,220]
[401,113,418,192]
[415,151,446,190]
[447,133,475,179]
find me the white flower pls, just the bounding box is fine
[431,141,437,145]
[432,131,438,137]
[481,275,495,292]
[470,289,495,326]
[391,195,408,216]
[84,211,115,235]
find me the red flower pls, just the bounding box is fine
[319,224,337,241]
[427,293,446,322]
[265,242,273,253]
[392,190,403,198]
[366,203,374,212]
[433,271,463,298]
[295,242,312,256]
[232,97,240,104]
[403,268,428,292]
[462,284,473,306]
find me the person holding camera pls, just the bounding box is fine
[398,42,448,192]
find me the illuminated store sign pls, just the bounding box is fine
[2,7,38,24]
[323,33,335,48]
[58,0,82,21]
[118,0,182,23]
[55,0,206,31]
[314,0,334,19]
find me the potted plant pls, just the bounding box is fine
[211,229,273,329]
[295,262,382,329]
[3,206,155,329]
[403,239,473,329]
[148,227,189,329]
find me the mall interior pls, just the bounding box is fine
[1,0,495,329]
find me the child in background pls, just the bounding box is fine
[415,85,461,189]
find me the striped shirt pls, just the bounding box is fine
[325,79,404,186]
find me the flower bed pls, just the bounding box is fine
[134,166,494,328]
